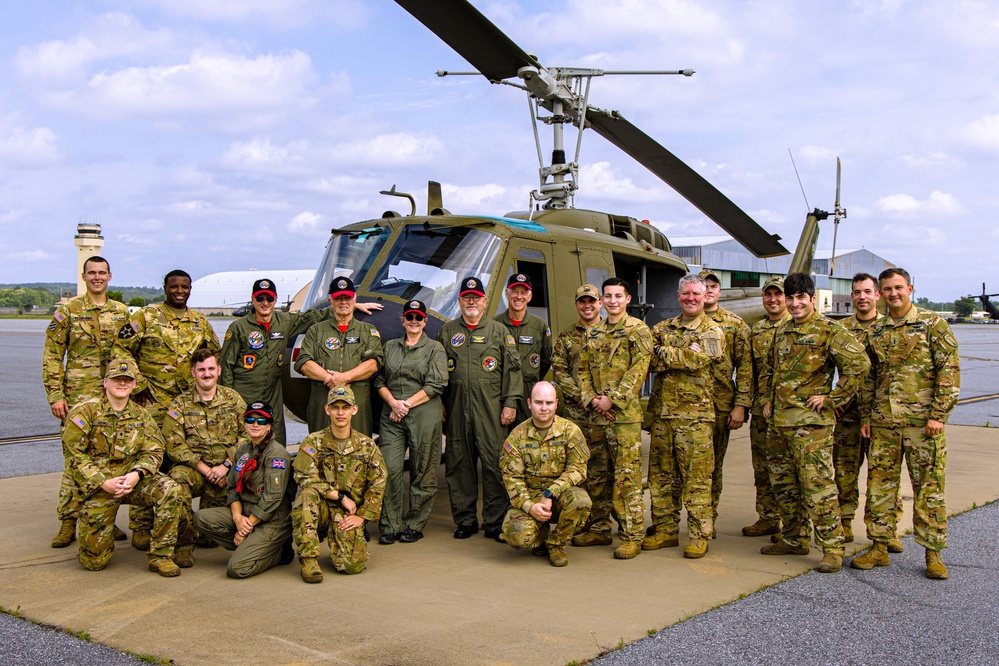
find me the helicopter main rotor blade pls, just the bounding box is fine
[586,110,788,258]
[395,0,540,82]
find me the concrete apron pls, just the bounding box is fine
[1,424,995,666]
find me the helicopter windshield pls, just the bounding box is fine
[368,225,502,320]
[303,227,389,310]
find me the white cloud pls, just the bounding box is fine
[134,0,368,28]
[579,161,671,204]
[961,114,999,152]
[800,145,837,164]
[288,211,322,234]
[117,233,157,246]
[0,120,59,167]
[6,249,57,261]
[874,190,965,217]
[329,132,445,167]
[440,183,509,210]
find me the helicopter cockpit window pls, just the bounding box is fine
[368,225,502,320]
[303,227,389,310]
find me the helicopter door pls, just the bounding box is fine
[495,240,555,323]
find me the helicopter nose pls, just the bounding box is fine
[355,298,445,342]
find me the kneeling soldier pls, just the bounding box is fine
[292,386,387,582]
[500,382,591,567]
[63,357,189,577]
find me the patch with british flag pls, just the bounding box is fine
[271,458,286,469]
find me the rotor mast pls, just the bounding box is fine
[829,157,847,276]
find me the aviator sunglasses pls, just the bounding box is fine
[404,313,425,322]
[244,416,272,425]
[254,294,275,303]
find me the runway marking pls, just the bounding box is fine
[0,433,60,446]
[962,355,999,362]
[957,393,999,405]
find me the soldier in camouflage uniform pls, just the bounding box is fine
[574,278,652,560]
[852,268,959,580]
[759,273,870,573]
[834,273,903,551]
[552,285,603,515]
[63,357,190,577]
[495,273,553,424]
[438,277,523,541]
[292,386,387,583]
[151,349,248,562]
[42,256,131,548]
[113,269,220,549]
[220,278,331,444]
[643,274,725,559]
[699,269,753,536]
[195,401,296,578]
[742,276,788,539]
[295,277,383,436]
[500,382,591,567]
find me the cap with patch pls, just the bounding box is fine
[459,277,485,297]
[762,275,785,292]
[244,401,274,420]
[403,299,427,318]
[252,278,277,299]
[506,273,532,291]
[106,357,138,380]
[698,269,720,283]
[328,277,356,299]
[575,284,600,301]
[326,385,356,406]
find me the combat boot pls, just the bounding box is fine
[195,533,218,548]
[51,519,76,548]
[173,545,195,568]
[842,519,854,543]
[850,542,890,570]
[888,538,904,553]
[147,555,181,577]
[641,531,679,550]
[300,557,323,584]
[113,525,127,541]
[761,540,809,556]
[925,550,948,579]
[815,553,843,573]
[741,519,780,537]
[613,541,641,559]
[131,529,151,551]
[571,531,613,547]
[683,539,708,559]
[548,546,568,567]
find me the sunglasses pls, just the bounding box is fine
[244,416,272,425]
[254,294,275,303]
[404,313,425,322]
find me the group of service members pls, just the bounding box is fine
[43,256,958,580]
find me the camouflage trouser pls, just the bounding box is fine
[78,474,189,570]
[649,418,714,539]
[127,397,171,532]
[866,425,947,551]
[56,463,81,521]
[579,421,644,542]
[770,424,843,555]
[292,487,368,574]
[834,421,903,526]
[131,464,228,542]
[194,506,292,578]
[748,414,779,524]
[502,486,592,549]
[710,410,733,521]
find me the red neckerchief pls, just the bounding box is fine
[236,459,258,492]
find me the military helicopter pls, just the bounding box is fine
[280,0,826,421]
[978,284,999,320]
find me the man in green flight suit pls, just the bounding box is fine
[220,278,330,444]
[295,277,384,436]
[574,277,653,560]
[43,255,131,548]
[438,276,523,541]
[495,273,553,424]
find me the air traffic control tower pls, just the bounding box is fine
[74,223,104,296]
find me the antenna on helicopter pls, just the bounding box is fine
[829,158,848,275]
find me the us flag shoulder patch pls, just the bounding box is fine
[167,409,182,420]
[71,415,87,429]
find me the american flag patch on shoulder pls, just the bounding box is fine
[71,415,87,429]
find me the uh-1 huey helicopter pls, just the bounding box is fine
[979,284,999,320]
[280,0,829,421]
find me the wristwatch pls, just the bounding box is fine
[542,489,555,500]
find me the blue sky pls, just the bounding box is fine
[1,0,996,301]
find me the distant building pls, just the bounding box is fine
[670,236,895,314]
[188,270,314,312]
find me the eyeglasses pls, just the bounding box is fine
[244,416,272,425]
[254,294,275,303]
[459,295,483,302]
[404,313,425,322]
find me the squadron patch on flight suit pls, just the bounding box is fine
[482,357,498,372]
[325,337,341,350]
[248,331,265,350]
[450,333,466,347]
[235,453,250,471]
[447,358,455,372]
[242,354,256,370]
[529,353,541,368]
[224,329,233,342]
